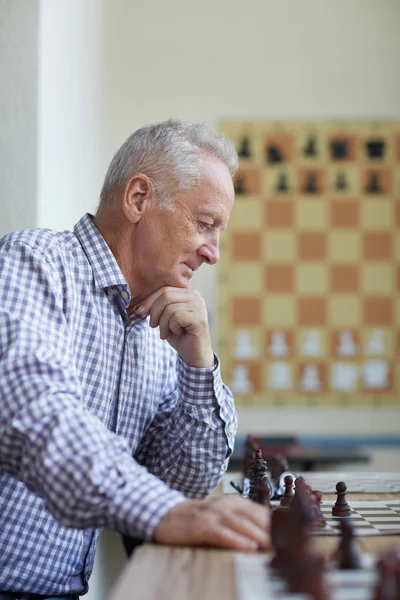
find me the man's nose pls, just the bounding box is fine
[199,233,220,265]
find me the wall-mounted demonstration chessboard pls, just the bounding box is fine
[218,121,400,407]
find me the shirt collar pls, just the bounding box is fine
[74,213,129,292]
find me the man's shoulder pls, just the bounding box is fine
[0,227,79,260]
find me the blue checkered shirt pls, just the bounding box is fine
[0,214,237,596]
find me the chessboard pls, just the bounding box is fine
[235,552,379,600]
[223,472,400,495]
[217,120,400,407]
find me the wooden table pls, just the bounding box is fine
[108,489,400,600]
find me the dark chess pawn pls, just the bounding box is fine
[332,481,352,517]
[269,507,290,571]
[337,518,362,569]
[280,475,294,507]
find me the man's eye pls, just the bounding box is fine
[198,221,212,231]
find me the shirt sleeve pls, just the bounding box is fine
[0,241,186,540]
[134,347,238,498]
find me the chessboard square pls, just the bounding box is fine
[264,131,295,163]
[329,231,361,262]
[330,199,359,228]
[397,265,400,292]
[328,166,360,195]
[330,361,359,392]
[395,233,400,262]
[298,328,326,357]
[363,297,393,325]
[265,199,294,228]
[230,361,261,394]
[231,264,263,295]
[232,297,261,326]
[361,199,393,229]
[265,361,293,391]
[263,296,295,327]
[296,199,327,229]
[332,329,360,358]
[232,232,262,261]
[219,121,262,163]
[231,198,263,229]
[297,263,328,294]
[297,167,327,195]
[265,329,294,358]
[264,231,296,262]
[263,166,295,196]
[231,328,261,360]
[234,166,262,195]
[330,264,359,293]
[297,361,326,393]
[298,297,326,326]
[298,232,327,261]
[328,133,358,161]
[330,296,361,327]
[396,299,400,327]
[363,232,392,260]
[361,264,394,294]
[396,132,400,161]
[265,264,294,293]
[361,359,392,392]
[362,166,392,195]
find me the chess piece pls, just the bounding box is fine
[303,171,318,193]
[335,171,348,191]
[362,360,389,390]
[233,330,257,359]
[337,518,362,569]
[230,365,253,394]
[365,171,382,193]
[287,553,328,600]
[331,139,349,160]
[337,330,357,357]
[254,472,273,507]
[266,144,283,164]
[310,490,327,530]
[237,136,251,159]
[268,330,289,357]
[280,475,294,507]
[248,449,268,501]
[373,546,400,600]
[366,139,385,159]
[275,172,289,193]
[299,363,321,392]
[330,363,358,392]
[267,362,291,390]
[270,507,291,571]
[332,481,352,517]
[301,329,322,357]
[366,329,385,355]
[303,136,317,158]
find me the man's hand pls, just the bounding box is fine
[153,495,270,551]
[137,287,214,368]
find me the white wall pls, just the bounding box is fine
[0,0,38,237]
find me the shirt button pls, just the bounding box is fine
[107,288,116,297]
[122,290,130,300]
[227,425,235,433]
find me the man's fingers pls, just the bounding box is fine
[203,525,260,552]
[221,512,270,550]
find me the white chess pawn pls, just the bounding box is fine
[299,363,321,392]
[268,331,289,357]
[232,330,257,359]
[337,330,357,357]
[365,329,385,355]
[230,365,253,394]
[267,362,291,390]
[301,330,322,357]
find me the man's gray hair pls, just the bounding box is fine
[99,119,238,208]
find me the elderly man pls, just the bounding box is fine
[0,120,269,600]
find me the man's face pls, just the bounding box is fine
[132,157,235,300]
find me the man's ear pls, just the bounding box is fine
[122,174,154,223]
